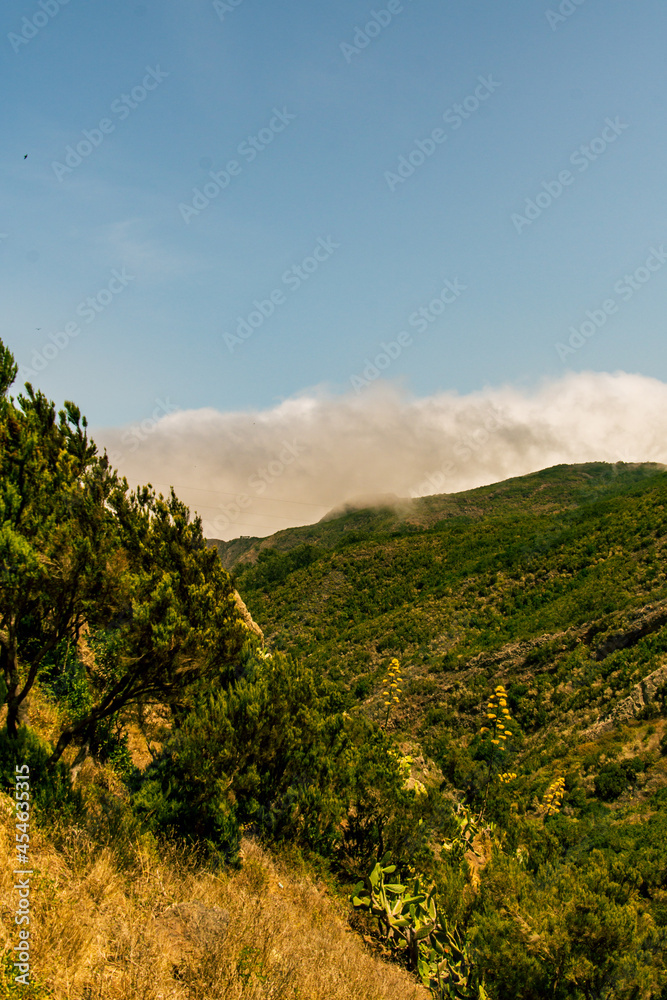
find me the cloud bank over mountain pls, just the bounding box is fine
[94,371,667,540]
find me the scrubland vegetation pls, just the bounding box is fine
[1,338,666,998]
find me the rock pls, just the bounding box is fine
[466,630,574,672]
[234,590,264,641]
[580,662,667,741]
[590,601,667,660]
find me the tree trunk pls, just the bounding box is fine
[6,687,23,739]
[46,676,139,768]
[48,716,96,769]
[47,728,75,768]
[1,632,24,739]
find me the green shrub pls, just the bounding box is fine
[353,677,371,699]
[594,763,627,801]
[0,727,81,823]
[131,648,334,863]
[130,750,241,865]
[622,756,645,783]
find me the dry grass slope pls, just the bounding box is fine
[0,774,428,1000]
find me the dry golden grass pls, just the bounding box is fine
[0,773,429,1000]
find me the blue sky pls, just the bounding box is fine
[2,1,667,537]
[2,0,665,425]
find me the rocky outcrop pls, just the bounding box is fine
[580,661,667,741]
[465,630,575,673]
[465,600,667,678]
[234,590,264,641]
[587,601,667,660]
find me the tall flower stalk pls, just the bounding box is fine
[382,658,402,729]
[479,684,516,818]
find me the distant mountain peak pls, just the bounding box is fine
[319,492,406,522]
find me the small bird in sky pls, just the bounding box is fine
[24,154,27,159]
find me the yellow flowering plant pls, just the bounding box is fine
[477,684,519,818]
[483,684,515,748]
[541,776,566,817]
[382,657,403,729]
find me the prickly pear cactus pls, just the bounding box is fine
[418,923,488,999]
[442,804,484,864]
[352,855,431,967]
[351,854,489,999]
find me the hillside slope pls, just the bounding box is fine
[230,462,667,682]
[0,762,427,1000]
[218,460,667,996]
[209,461,664,570]
[202,459,667,998]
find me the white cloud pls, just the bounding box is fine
[93,370,667,540]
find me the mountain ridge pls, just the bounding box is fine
[207,461,665,570]
[226,458,667,752]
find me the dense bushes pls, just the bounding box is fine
[594,757,647,801]
[233,465,667,685]
[0,727,81,824]
[470,848,665,1000]
[237,544,322,590]
[129,644,438,874]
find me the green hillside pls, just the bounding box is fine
[2,332,666,1000]
[231,461,667,682]
[211,461,664,570]
[225,461,667,995]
